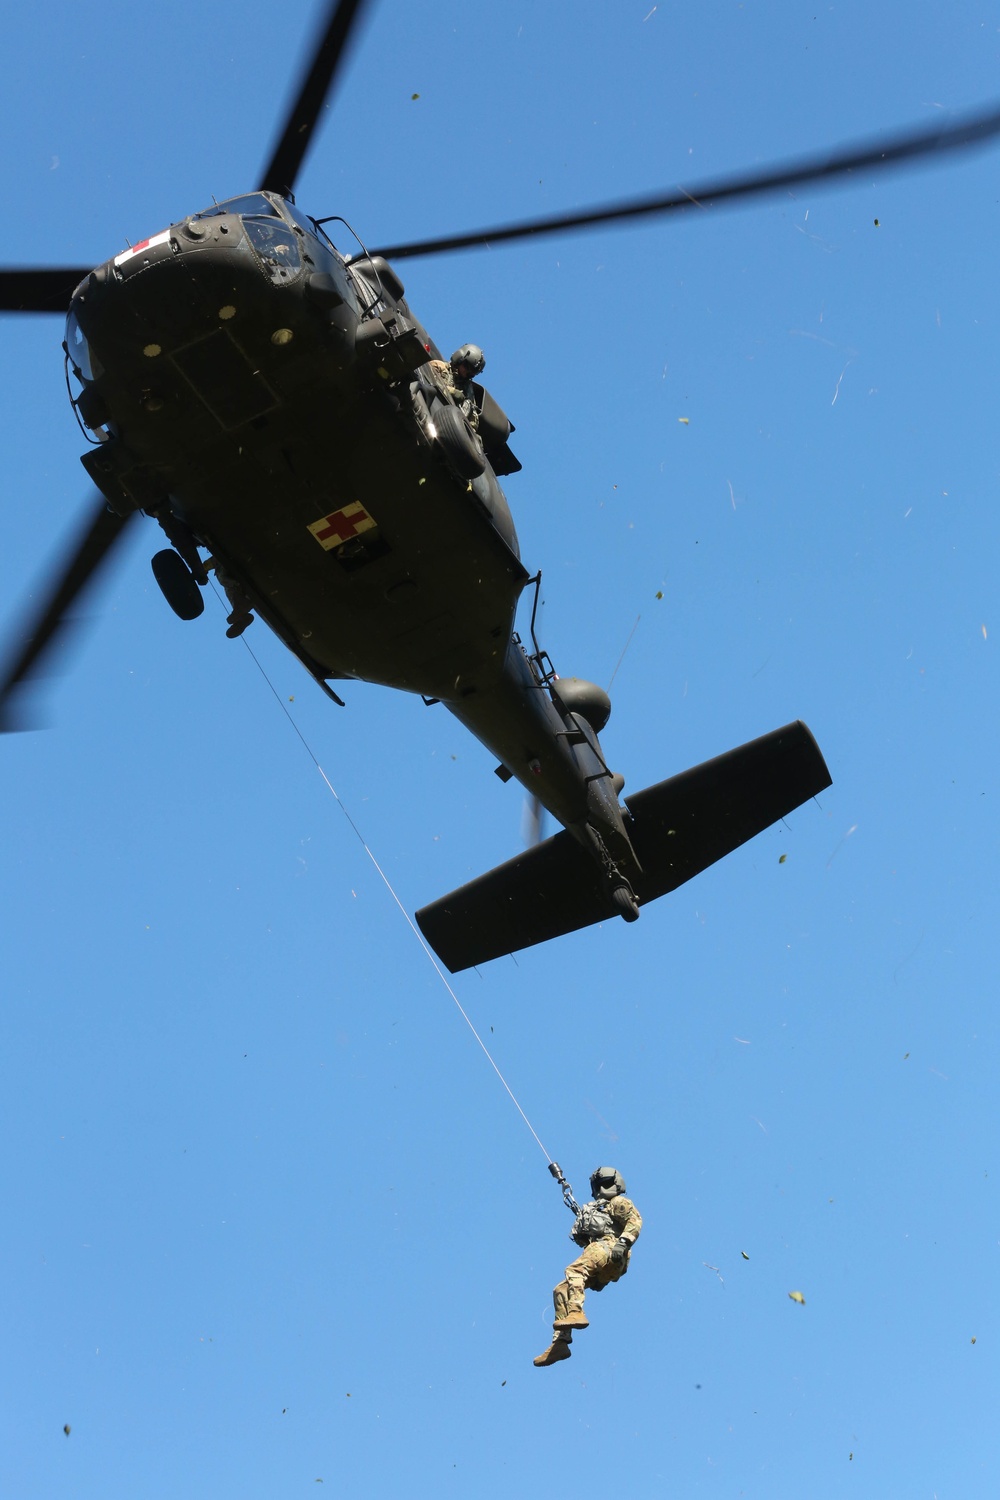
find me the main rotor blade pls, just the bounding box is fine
[259,0,373,196]
[0,498,135,730]
[369,100,1000,261]
[0,267,91,313]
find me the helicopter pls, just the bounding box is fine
[3,1,999,972]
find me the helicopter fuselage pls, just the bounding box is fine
[66,190,643,897]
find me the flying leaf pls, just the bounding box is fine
[678,416,690,425]
[779,853,787,863]
[741,1251,750,1260]
[788,1290,806,1304]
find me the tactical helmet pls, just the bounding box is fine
[450,343,486,378]
[590,1166,626,1201]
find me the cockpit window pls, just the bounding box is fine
[243,218,302,282]
[193,193,280,221]
[65,310,96,382]
[280,200,319,238]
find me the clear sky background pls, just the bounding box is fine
[2,2,998,1496]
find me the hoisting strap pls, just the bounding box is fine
[230,611,557,1170]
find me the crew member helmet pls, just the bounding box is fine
[450,343,486,378]
[591,1166,627,1201]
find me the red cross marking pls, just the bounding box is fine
[315,509,363,544]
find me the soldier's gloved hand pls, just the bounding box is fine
[610,1238,630,1267]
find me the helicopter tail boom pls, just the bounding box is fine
[415,721,830,972]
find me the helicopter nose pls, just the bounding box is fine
[112,227,177,279]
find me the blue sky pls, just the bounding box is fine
[2,2,998,1495]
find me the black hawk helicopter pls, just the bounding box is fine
[3,0,999,971]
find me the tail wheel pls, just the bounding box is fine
[151,549,205,621]
[610,884,640,922]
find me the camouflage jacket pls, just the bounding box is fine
[570,1194,642,1245]
[603,1194,642,1245]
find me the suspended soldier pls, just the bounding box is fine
[534,1166,642,1367]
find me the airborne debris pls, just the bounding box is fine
[826,823,858,869]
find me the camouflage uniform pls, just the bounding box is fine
[553,1194,642,1331]
[429,357,479,428]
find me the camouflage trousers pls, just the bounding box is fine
[553,1238,628,1332]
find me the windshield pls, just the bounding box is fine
[65,309,97,382]
[243,218,302,282]
[192,193,280,221]
[280,200,319,238]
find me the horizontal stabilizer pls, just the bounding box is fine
[415,721,831,973]
[623,718,831,902]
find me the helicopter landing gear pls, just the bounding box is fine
[431,401,486,479]
[151,548,204,620]
[610,883,640,922]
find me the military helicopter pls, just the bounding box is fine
[3,0,998,971]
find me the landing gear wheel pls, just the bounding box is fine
[611,885,640,922]
[151,548,205,620]
[432,402,486,479]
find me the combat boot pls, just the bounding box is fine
[554,1309,589,1331]
[533,1338,572,1367]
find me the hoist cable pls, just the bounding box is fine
[226,609,554,1165]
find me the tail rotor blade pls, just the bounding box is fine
[522,793,546,848]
